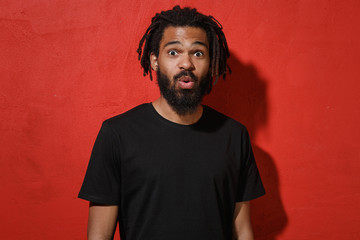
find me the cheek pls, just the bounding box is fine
[159,61,175,77]
[199,61,210,75]
[199,56,210,69]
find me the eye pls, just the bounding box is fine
[194,51,204,57]
[168,50,178,56]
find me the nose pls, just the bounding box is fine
[178,54,195,70]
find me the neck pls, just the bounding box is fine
[152,96,203,125]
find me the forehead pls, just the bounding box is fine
[160,26,209,48]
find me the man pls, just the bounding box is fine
[79,6,265,240]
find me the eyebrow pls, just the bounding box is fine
[163,40,209,49]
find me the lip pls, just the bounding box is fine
[177,76,195,89]
[177,76,193,82]
[178,80,195,89]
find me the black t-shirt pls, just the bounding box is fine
[79,103,265,240]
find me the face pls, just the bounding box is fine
[150,26,211,115]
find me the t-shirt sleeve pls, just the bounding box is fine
[78,121,121,205]
[236,128,265,202]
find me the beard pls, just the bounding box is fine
[156,69,211,116]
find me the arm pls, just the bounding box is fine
[87,202,119,240]
[232,201,254,240]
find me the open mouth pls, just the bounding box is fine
[178,76,193,83]
[177,76,195,89]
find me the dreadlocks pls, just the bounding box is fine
[137,5,231,94]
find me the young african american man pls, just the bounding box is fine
[79,6,265,240]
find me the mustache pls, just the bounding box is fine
[174,71,198,82]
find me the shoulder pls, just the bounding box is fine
[202,105,248,134]
[98,103,154,136]
[103,103,151,126]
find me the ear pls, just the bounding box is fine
[150,53,158,71]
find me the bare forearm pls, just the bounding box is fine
[233,201,254,240]
[88,233,114,240]
[87,203,118,240]
[233,230,254,240]
[88,218,116,240]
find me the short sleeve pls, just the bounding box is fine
[236,128,265,202]
[78,121,121,205]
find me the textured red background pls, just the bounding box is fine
[1,1,359,239]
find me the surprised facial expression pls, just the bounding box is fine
[151,26,211,115]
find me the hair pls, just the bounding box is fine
[137,5,231,94]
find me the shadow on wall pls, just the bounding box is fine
[203,53,288,240]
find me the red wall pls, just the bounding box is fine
[1,1,359,239]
